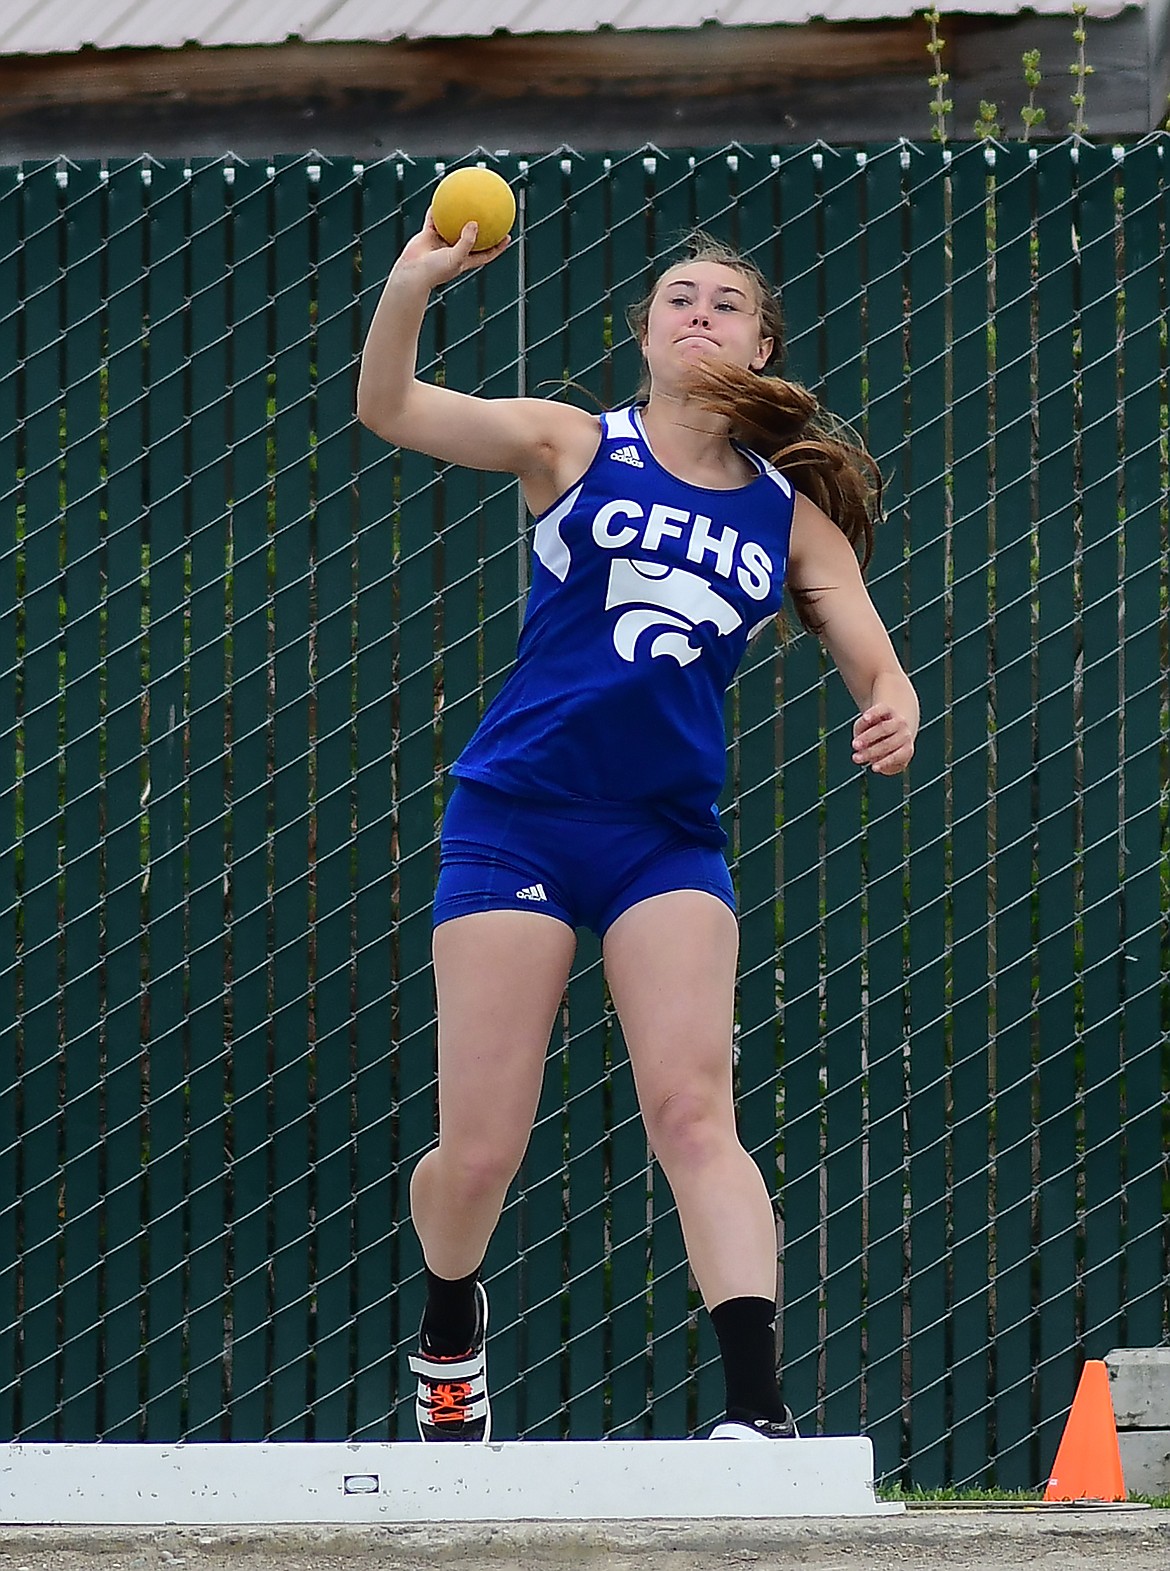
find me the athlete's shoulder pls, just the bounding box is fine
[787,490,859,578]
[520,396,601,443]
[519,399,604,517]
[598,404,642,442]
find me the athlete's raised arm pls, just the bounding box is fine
[787,493,919,777]
[356,212,599,509]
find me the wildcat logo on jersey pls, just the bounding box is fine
[605,558,741,667]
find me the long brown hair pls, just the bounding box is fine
[627,235,882,634]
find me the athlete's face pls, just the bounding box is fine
[643,262,774,384]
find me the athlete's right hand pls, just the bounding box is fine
[393,210,510,289]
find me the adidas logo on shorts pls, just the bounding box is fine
[610,444,644,468]
[515,883,547,902]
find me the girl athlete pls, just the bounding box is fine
[357,212,919,1444]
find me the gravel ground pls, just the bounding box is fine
[0,1510,1169,1571]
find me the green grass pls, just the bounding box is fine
[879,1484,1170,1509]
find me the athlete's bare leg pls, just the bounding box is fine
[602,890,777,1306]
[410,910,577,1279]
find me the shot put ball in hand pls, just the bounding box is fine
[431,168,517,251]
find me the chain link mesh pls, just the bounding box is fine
[0,139,1167,1488]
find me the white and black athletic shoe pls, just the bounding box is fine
[409,1281,491,1442]
[709,1408,800,1440]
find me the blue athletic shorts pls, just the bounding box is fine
[433,780,736,939]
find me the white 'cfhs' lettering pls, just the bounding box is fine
[686,515,738,579]
[592,499,642,547]
[737,541,772,600]
[591,497,774,599]
[642,504,689,551]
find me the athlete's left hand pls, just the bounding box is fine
[852,704,915,776]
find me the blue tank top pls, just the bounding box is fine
[452,404,796,844]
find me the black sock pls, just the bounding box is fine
[420,1265,481,1356]
[709,1295,786,1424]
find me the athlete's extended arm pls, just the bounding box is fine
[787,494,920,777]
[356,213,597,498]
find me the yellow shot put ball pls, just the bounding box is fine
[431,168,516,251]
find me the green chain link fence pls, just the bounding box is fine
[1,138,1167,1489]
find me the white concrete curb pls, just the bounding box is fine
[0,1438,899,1525]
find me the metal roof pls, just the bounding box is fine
[0,0,1134,55]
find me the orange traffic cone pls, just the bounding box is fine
[1044,1359,1127,1502]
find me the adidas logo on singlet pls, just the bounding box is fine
[610,444,644,468]
[516,883,547,902]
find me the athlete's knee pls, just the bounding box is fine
[425,1138,526,1205]
[642,1086,735,1171]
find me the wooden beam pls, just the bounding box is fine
[0,26,937,114]
[0,15,1158,158]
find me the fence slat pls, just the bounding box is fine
[857,142,911,1484]
[904,144,950,1487]
[184,158,232,1440]
[224,159,277,1442]
[0,163,20,1440]
[988,143,1042,1491]
[310,160,361,1439]
[945,143,996,1488]
[1075,145,1125,1365]
[142,159,190,1441]
[1116,140,1167,1350]
[268,157,316,1439]
[19,161,68,1438]
[99,159,151,1439]
[820,146,869,1440]
[60,162,106,1443]
[1033,144,1081,1481]
[366,157,423,1440]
